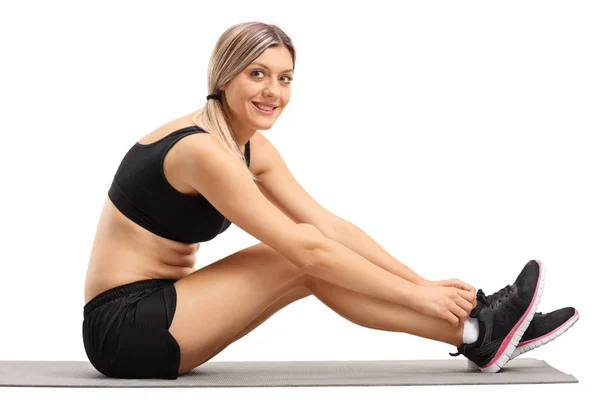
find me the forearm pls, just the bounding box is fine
[306,234,421,309]
[322,219,426,285]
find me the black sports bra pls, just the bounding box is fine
[108,126,250,243]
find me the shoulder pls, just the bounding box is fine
[177,130,270,177]
[180,132,229,165]
[247,131,282,177]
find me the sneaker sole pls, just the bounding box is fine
[478,259,546,373]
[467,309,579,369]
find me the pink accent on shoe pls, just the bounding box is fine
[481,260,543,369]
[518,309,580,347]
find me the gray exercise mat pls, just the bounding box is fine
[0,358,577,388]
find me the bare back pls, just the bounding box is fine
[84,112,236,303]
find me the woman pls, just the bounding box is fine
[82,21,576,380]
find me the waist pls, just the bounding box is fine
[83,279,177,317]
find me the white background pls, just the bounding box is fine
[1,0,598,398]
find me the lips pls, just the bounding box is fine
[252,101,278,110]
[251,102,278,116]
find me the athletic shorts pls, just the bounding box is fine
[82,279,181,379]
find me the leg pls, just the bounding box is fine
[305,276,464,347]
[169,242,310,374]
[209,276,464,363]
[226,276,465,348]
[199,286,312,364]
[169,242,464,376]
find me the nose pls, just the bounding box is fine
[263,77,281,99]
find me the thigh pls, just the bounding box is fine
[169,242,308,375]
[197,285,313,365]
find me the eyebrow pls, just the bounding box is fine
[250,62,294,74]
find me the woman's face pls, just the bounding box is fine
[221,45,294,133]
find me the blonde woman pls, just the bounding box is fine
[82,22,576,380]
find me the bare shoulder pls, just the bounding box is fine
[176,130,258,178]
[247,131,283,177]
[175,132,232,176]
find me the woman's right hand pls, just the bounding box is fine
[413,285,475,325]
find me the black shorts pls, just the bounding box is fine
[82,279,181,379]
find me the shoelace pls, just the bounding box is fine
[476,284,516,310]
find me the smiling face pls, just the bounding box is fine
[220,45,294,135]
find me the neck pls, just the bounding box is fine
[222,109,256,149]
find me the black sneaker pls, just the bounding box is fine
[450,259,546,373]
[510,307,579,359]
[468,304,579,369]
[472,288,580,360]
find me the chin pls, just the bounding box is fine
[254,122,276,131]
[253,116,279,130]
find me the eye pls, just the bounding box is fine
[251,70,293,84]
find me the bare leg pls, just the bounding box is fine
[306,276,464,347]
[170,242,463,375]
[206,275,463,364]
[198,286,313,363]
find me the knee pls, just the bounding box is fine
[303,275,317,292]
[256,242,310,279]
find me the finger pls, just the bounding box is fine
[451,279,476,294]
[449,302,469,322]
[457,288,476,304]
[460,280,476,294]
[455,295,474,315]
[445,310,460,326]
[452,279,471,291]
[452,290,474,315]
[440,279,462,289]
[458,285,477,308]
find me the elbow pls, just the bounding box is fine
[295,223,329,271]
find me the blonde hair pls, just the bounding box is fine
[192,22,296,181]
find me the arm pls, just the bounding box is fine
[250,133,471,292]
[320,219,426,285]
[323,220,476,298]
[250,132,425,286]
[182,134,421,308]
